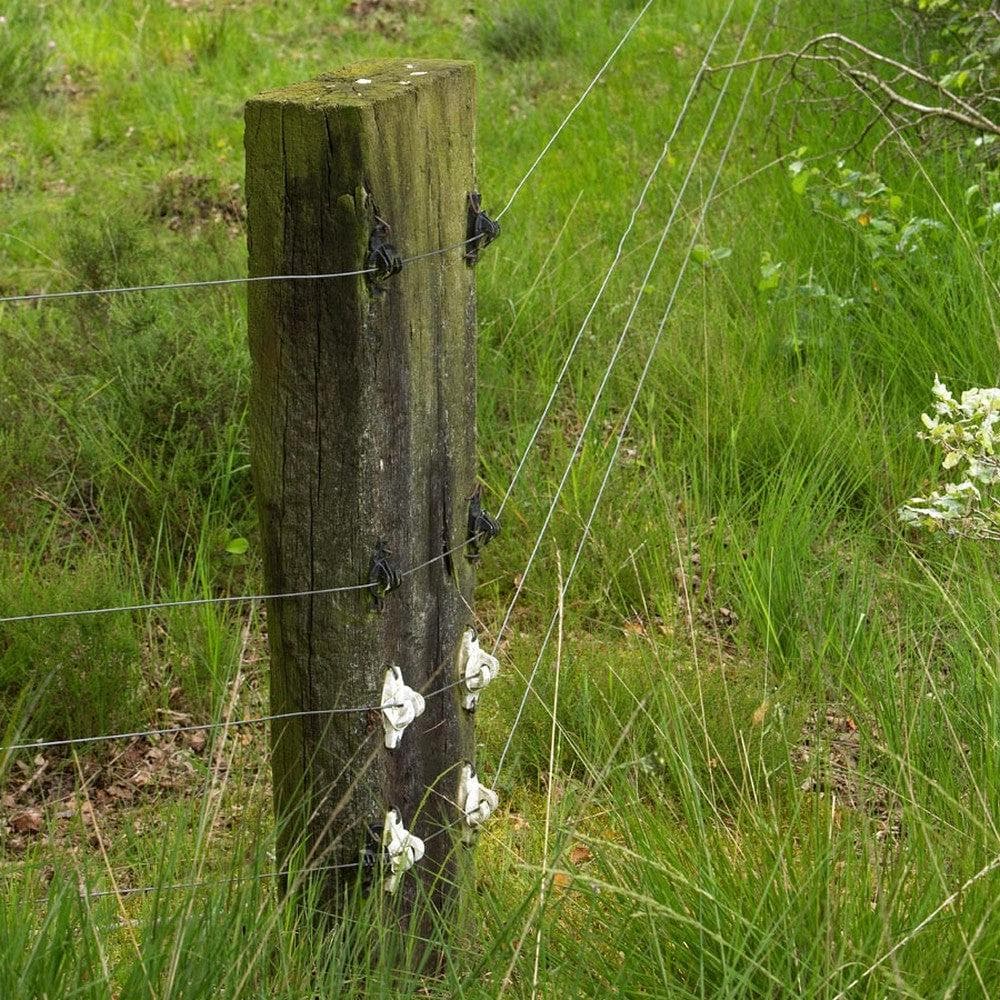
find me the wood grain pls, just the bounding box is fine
[245,60,478,914]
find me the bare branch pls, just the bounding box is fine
[807,31,990,125]
[868,111,936,163]
[707,37,1000,137]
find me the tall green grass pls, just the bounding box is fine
[1,0,998,995]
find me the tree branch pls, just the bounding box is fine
[707,35,1000,138]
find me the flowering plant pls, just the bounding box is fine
[898,377,1000,540]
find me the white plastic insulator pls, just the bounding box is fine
[456,763,499,843]
[381,665,425,749]
[382,808,425,893]
[459,630,499,711]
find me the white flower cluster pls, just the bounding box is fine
[898,377,1000,540]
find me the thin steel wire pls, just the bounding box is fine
[0,528,489,626]
[0,269,376,305]
[0,581,373,625]
[489,0,741,662]
[0,238,480,306]
[495,0,727,519]
[0,677,468,754]
[47,815,466,903]
[49,860,363,902]
[493,0,655,221]
[494,0,773,786]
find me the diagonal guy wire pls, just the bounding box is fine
[489,0,740,663]
[494,0,773,786]
[496,0,715,519]
[493,0,655,221]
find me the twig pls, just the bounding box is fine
[707,37,1000,137]
[807,32,991,125]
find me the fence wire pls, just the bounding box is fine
[494,0,775,787]
[490,0,741,663]
[0,238,478,306]
[0,528,491,626]
[31,807,468,905]
[0,1,651,308]
[492,0,654,222]
[0,677,468,754]
[0,0,771,921]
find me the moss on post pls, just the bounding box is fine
[244,59,478,917]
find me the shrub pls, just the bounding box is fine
[899,377,1000,539]
[0,2,48,108]
[479,1,565,61]
[0,555,148,742]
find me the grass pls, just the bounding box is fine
[1,0,999,995]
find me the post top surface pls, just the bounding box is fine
[249,59,474,109]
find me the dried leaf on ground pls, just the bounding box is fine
[10,808,44,834]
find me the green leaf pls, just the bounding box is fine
[225,537,250,555]
[757,253,783,292]
[694,245,732,267]
[790,166,817,196]
[692,244,712,265]
[939,69,970,91]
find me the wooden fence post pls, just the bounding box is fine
[244,60,481,915]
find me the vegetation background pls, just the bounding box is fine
[0,0,998,996]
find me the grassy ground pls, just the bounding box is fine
[1,0,999,996]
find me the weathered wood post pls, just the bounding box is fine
[244,60,484,916]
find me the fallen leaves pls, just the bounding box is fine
[1,726,215,854]
[795,704,900,842]
[552,843,595,891]
[184,731,207,753]
[10,808,44,835]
